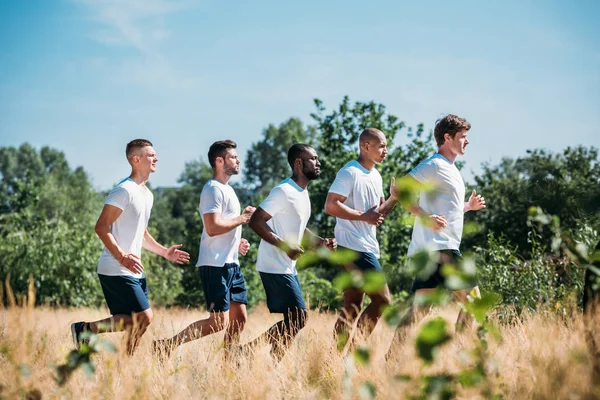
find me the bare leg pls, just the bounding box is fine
[88,315,134,333]
[153,311,228,358]
[454,286,480,332]
[224,302,247,358]
[385,289,437,360]
[124,309,153,355]
[241,308,308,362]
[356,284,392,337]
[334,288,365,341]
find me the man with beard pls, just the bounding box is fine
[386,114,486,360]
[325,128,398,345]
[71,139,191,355]
[153,140,255,358]
[239,144,336,361]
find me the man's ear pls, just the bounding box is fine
[443,133,451,144]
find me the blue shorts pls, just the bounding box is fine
[411,249,476,292]
[98,274,150,315]
[338,246,383,272]
[259,272,306,314]
[199,263,248,312]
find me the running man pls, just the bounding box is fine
[239,144,336,361]
[386,114,486,359]
[325,128,398,342]
[153,140,255,358]
[71,139,191,355]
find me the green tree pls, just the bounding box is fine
[466,146,600,255]
[244,118,314,199]
[0,144,104,306]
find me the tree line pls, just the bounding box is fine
[1,97,598,311]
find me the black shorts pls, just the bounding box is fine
[259,272,306,314]
[337,246,383,272]
[410,249,477,292]
[98,274,150,315]
[199,263,248,312]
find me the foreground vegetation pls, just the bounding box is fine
[1,304,599,399]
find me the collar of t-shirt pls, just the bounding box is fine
[285,177,306,192]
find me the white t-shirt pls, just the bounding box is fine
[328,160,384,257]
[407,153,466,256]
[97,178,154,278]
[256,178,311,275]
[196,179,242,267]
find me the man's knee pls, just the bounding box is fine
[288,308,308,330]
[211,311,229,330]
[371,291,392,308]
[231,313,247,328]
[134,308,153,327]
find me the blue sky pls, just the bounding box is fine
[1,0,599,190]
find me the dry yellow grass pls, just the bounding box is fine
[0,304,599,399]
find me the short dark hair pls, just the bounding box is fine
[126,139,153,159]
[434,114,471,146]
[208,140,237,168]
[287,144,313,169]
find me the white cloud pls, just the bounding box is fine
[73,0,197,53]
[73,0,201,90]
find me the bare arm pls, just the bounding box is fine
[249,207,285,248]
[142,230,167,257]
[304,228,337,250]
[325,192,383,225]
[143,229,191,264]
[378,177,398,217]
[95,204,127,261]
[203,206,255,237]
[249,207,304,259]
[95,204,144,273]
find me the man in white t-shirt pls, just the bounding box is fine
[239,144,336,361]
[326,128,398,342]
[153,140,255,358]
[386,114,486,359]
[70,139,191,355]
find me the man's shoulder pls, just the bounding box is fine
[337,160,360,176]
[111,178,135,194]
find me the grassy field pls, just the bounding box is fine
[1,303,599,399]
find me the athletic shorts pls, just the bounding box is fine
[410,249,477,292]
[199,263,248,312]
[259,272,306,314]
[337,246,383,272]
[98,274,150,315]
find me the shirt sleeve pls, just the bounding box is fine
[409,159,437,183]
[200,184,224,215]
[105,186,130,210]
[328,168,353,197]
[259,186,286,217]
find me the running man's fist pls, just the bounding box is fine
[466,189,486,212]
[320,238,337,250]
[428,214,447,231]
[285,244,305,260]
[240,206,256,224]
[120,253,144,274]
[165,244,191,264]
[239,238,250,256]
[362,205,384,226]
